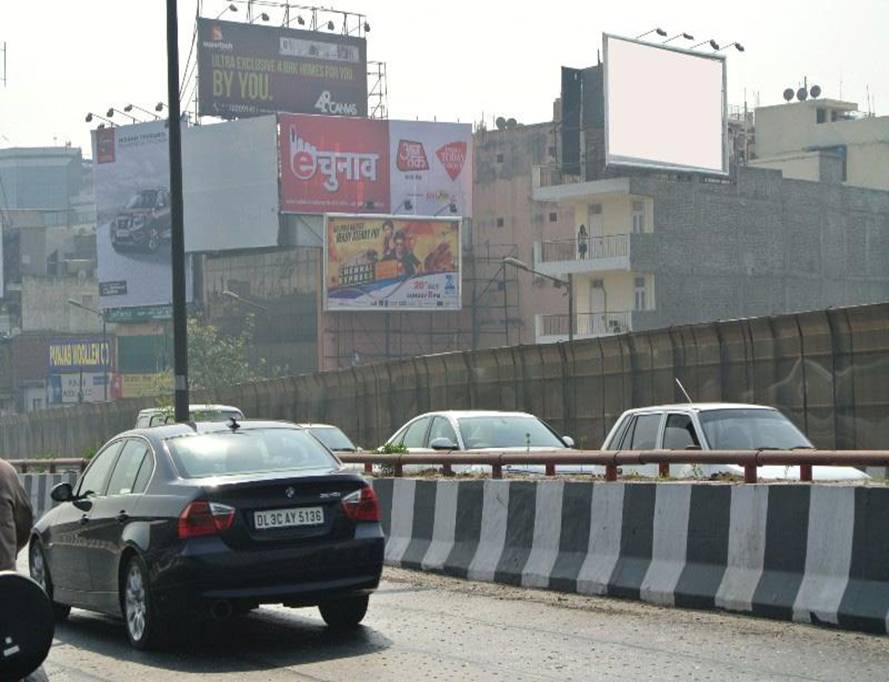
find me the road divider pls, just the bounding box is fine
[371,478,889,635]
[17,472,79,520]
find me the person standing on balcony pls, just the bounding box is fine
[577,224,589,259]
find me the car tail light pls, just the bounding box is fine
[341,486,380,522]
[178,501,236,539]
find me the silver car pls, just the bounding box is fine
[602,403,869,481]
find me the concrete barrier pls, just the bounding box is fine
[17,472,79,522]
[372,479,889,635]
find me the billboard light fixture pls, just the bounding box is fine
[663,32,694,44]
[635,27,667,40]
[297,15,305,25]
[326,20,335,30]
[125,103,161,120]
[716,41,744,53]
[363,21,370,32]
[155,102,165,112]
[692,38,720,50]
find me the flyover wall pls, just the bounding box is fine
[2,302,887,458]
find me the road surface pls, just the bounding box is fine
[14,553,889,682]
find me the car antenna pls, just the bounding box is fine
[228,416,241,431]
[675,378,696,407]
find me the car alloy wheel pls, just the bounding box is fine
[125,562,148,644]
[29,542,71,622]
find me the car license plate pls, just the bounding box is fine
[254,506,324,530]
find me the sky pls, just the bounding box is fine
[0,0,887,154]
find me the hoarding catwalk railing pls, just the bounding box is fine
[539,234,629,263]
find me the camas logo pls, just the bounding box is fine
[396,140,429,172]
[314,91,359,116]
[288,127,380,192]
[436,141,467,180]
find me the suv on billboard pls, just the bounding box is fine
[111,188,172,253]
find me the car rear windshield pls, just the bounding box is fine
[166,428,338,478]
[457,416,565,449]
[698,409,812,450]
[308,427,356,452]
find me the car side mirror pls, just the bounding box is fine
[430,437,457,451]
[562,436,576,448]
[50,482,73,503]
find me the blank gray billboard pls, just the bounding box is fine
[604,34,727,175]
[182,116,280,253]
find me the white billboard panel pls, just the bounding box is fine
[388,121,473,217]
[183,116,280,252]
[604,34,727,175]
[93,121,193,311]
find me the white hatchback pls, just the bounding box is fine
[602,403,869,481]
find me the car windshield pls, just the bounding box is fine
[457,416,565,450]
[698,409,812,450]
[191,409,243,423]
[308,426,356,452]
[166,427,337,478]
[126,190,158,209]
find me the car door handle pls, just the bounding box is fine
[79,514,89,525]
[116,512,129,524]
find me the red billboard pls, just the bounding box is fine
[279,114,390,214]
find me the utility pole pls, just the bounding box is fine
[166,0,189,422]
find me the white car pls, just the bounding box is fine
[135,404,244,428]
[297,423,359,453]
[602,403,869,481]
[383,410,579,473]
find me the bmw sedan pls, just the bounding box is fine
[29,420,384,650]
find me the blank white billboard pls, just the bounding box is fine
[183,115,280,252]
[604,34,727,175]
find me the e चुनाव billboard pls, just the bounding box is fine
[92,121,193,311]
[604,34,727,175]
[278,114,474,217]
[279,114,390,214]
[197,18,367,119]
[324,215,461,311]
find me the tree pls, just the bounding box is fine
[153,316,263,399]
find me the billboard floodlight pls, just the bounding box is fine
[636,27,668,39]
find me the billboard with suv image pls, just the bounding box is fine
[93,121,191,311]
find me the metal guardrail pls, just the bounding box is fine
[539,234,629,263]
[9,458,89,474]
[9,450,889,483]
[338,450,889,483]
[541,311,632,337]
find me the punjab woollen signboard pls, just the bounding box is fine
[324,215,461,311]
[197,18,367,119]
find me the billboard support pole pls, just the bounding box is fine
[166,0,189,423]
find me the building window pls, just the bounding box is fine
[548,211,558,223]
[496,153,504,163]
[32,398,43,411]
[816,108,827,124]
[496,217,504,228]
[634,276,647,311]
[632,200,645,234]
[548,146,556,158]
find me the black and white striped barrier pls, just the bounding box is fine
[17,473,79,522]
[371,479,889,635]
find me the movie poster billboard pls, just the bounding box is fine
[388,121,472,217]
[92,121,192,311]
[197,18,367,119]
[324,214,461,311]
[279,114,389,214]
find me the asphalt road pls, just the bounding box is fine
[12,551,889,682]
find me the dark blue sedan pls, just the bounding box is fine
[28,420,384,650]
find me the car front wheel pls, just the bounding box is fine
[318,595,369,630]
[29,541,71,622]
[123,556,165,650]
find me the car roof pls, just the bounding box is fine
[620,403,777,414]
[412,410,540,420]
[129,420,305,441]
[137,404,242,416]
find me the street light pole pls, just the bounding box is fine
[166,0,189,423]
[502,257,575,343]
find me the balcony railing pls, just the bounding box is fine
[539,234,629,264]
[540,311,632,338]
